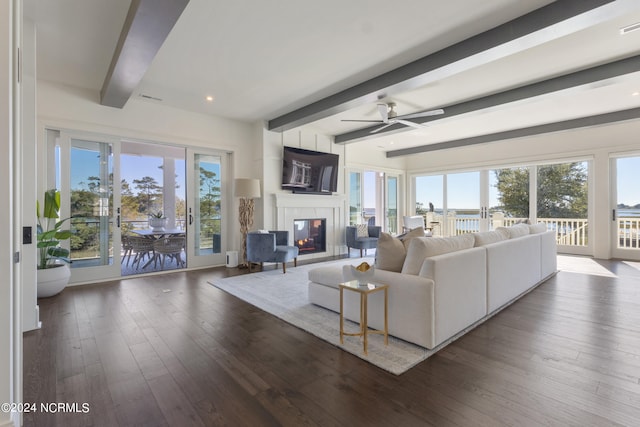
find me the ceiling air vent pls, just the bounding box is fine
[620,22,640,35]
[138,93,163,102]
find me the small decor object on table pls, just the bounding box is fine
[148,211,167,231]
[349,261,375,286]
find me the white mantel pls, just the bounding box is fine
[274,193,346,259]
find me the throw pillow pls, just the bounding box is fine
[374,232,406,272]
[473,229,509,247]
[356,223,369,238]
[400,226,426,250]
[529,222,547,234]
[401,234,475,275]
[507,223,530,238]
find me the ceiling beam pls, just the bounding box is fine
[334,54,640,144]
[100,0,190,108]
[267,0,615,132]
[386,107,640,157]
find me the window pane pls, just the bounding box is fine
[490,166,530,228]
[537,161,588,246]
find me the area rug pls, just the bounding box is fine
[208,259,432,375]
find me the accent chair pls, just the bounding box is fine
[346,225,381,258]
[246,230,299,273]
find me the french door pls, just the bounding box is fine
[611,155,640,260]
[59,132,121,283]
[186,148,229,267]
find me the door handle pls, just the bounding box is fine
[189,214,193,225]
[117,207,121,228]
[612,209,616,221]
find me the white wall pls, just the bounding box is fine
[21,17,37,332]
[403,119,640,259]
[260,127,346,230]
[1,1,18,426]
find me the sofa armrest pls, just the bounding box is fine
[539,230,557,279]
[418,247,487,347]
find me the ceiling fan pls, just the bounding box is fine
[342,102,444,134]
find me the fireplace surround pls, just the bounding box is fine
[274,193,346,259]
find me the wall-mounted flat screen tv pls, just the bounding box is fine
[281,146,339,194]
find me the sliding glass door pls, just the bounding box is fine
[612,155,640,260]
[59,132,121,282]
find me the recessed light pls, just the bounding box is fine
[620,22,640,35]
[633,92,640,97]
[205,95,214,102]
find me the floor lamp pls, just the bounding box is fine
[235,178,261,268]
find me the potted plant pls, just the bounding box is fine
[36,189,72,298]
[148,210,167,231]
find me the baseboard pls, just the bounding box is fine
[0,413,18,427]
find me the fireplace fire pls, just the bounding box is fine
[293,218,326,254]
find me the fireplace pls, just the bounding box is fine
[293,218,326,254]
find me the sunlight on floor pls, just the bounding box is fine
[557,255,618,278]
[622,260,640,272]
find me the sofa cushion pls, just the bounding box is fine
[473,229,509,247]
[401,234,475,275]
[529,222,548,234]
[374,227,425,273]
[497,223,530,239]
[356,223,369,237]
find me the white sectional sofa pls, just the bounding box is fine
[307,223,557,350]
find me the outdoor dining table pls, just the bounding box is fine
[130,228,186,269]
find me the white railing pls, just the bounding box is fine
[421,212,589,247]
[617,217,640,249]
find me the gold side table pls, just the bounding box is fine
[339,280,389,355]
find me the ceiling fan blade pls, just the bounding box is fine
[341,119,384,123]
[370,122,395,134]
[396,119,428,130]
[377,103,389,123]
[397,108,444,120]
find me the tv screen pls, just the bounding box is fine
[281,146,339,194]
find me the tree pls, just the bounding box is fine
[494,163,587,219]
[493,168,529,217]
[536,163,587,218]
[133,176,162,215]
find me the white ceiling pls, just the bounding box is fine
[28,0,640,154]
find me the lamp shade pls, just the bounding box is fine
[234,178,261,198]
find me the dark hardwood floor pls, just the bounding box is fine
[23,257,640,426]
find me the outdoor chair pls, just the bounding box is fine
[153,236,186,269]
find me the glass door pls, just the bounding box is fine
[612,155,640,260]
[348,171,363,225]
[186,149,228,267]
[59,133,121,283]
[385,174,398,234]
[446,171,480,236]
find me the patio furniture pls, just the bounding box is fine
[153,236,186,269]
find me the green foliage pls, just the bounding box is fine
[536,163,587,218]
[494,163,587,219]
[494,168,530,217]
[37,189,71,269]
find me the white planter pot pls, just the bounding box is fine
[149,217,168,231]
[37,264,71,298]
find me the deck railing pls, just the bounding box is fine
[617,217,640,249]
[422,212,589,247]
